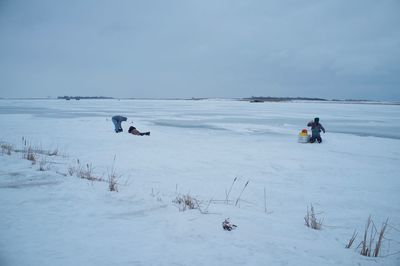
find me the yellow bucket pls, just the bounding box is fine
[298,129,310,143]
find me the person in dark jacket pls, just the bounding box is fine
[112,115,127,133]
[128,126,150,136]
[307,117,325,143]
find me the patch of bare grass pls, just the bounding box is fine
[1,143,13,155]
[173,194,198,211]
[24,147,37,165]
[20,137,60,157]
[304,204,323,230]
[108,155,119,192]
[356,215,389,257]
[68,159,101,181]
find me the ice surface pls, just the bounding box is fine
[0,99,399,266]
[1,99,399,139]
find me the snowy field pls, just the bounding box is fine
[0,99,399,266]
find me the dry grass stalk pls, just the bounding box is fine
[79,163,98,181]
[21,137,27,152]
[225,177,237,204]
[25,147,36,164]
[235,180,249,206]
[360,215,373,256]
[346,230,358,248]
[108,155,119,192]
[304,204,323,230]
[358,216,389,257]
[68,166,75,176]
[359,215,389,257]
[67,159,80,176]
[39,156,50,171]
[108,173,118,192]
[264,186,267,213]
[374,218,389,257]
[191,197,212,214]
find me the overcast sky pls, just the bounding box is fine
[0,0,399,100]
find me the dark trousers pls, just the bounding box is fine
[310,135,322,143]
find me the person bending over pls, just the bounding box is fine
[112,115,127,133]
[128,126,150,136]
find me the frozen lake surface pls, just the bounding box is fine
[0,99,399,266]
[1,99,400,139]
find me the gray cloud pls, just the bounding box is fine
[0,0,399,100]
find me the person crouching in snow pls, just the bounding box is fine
[128,126,150,136]
[307,117,325,143]
[112,115,127,133]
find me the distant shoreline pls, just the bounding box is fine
[0,96,399,105]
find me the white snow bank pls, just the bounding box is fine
[0,99,399,266]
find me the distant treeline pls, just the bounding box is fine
[242,96,327,102]
[53,96,382,103]
[58,96,114,100]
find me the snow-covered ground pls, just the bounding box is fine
[1,99,399,266]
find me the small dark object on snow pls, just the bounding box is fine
[222,218,237,231]
[128,126,150,136]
